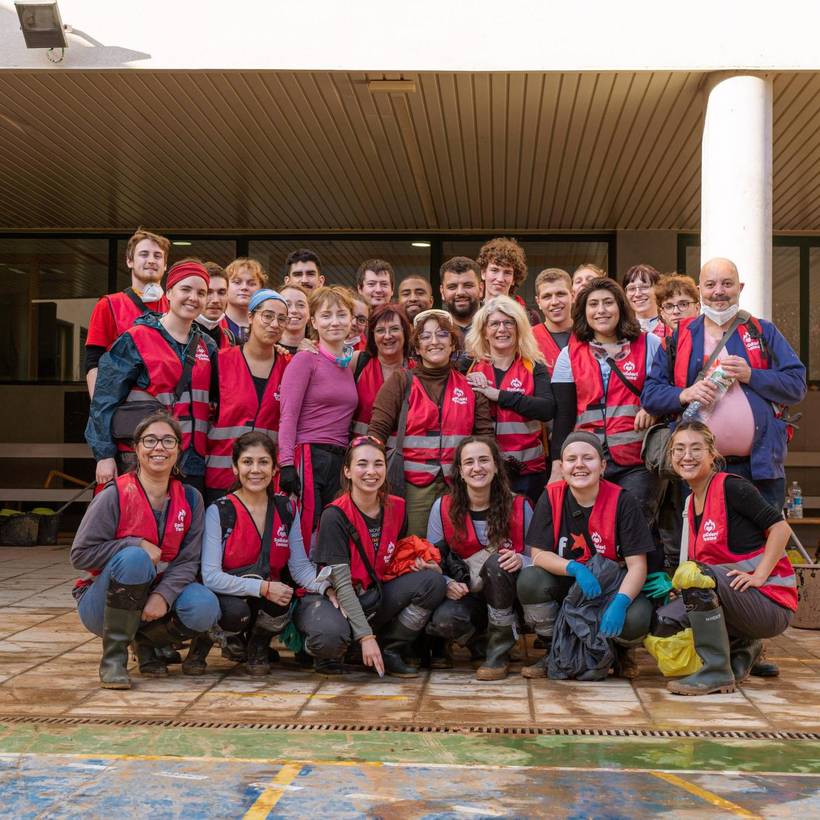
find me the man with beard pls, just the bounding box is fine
[439,256,482,348]
[283,248,324,292]
[85,228,170,396]
[195,262,235,349]
[398,275,433,321]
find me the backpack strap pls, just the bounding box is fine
[272,494,295,534]
[216,496,236,539]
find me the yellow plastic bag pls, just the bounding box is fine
[672,561,716,590]
[644,628,702,677]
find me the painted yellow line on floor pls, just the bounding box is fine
[243,762,303,819]
[651,771,759,817]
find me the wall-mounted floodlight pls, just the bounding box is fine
[15,2,68,49]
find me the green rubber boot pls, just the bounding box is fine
[668,607,736,696]
[99,579,151,690]
[380,621,422,678]
[476,624,517,681]
[730,637,764,683]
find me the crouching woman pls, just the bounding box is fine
[517,431,654,678]
[201,431,329,676]
[295,435,447,677]
[426,436,534,680]
[661,421,796,695]
[71,412,220,689]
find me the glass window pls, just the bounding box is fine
[248,239,431,292]
[809,249,820,382]
[0,237,108,382]
[772,246,800,358]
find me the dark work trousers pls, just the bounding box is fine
[511,470,548,506]
[308,444,345,531]
[427,552,519,642]
[217,592,290,634]
[657,478,685,571]
[295,569,446,661]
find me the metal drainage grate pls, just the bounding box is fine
[0,714,817,742]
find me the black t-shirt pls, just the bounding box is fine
[251,375,267,404]
[550,330,571,350]
[312,504,408,568]
[280,343,300,356]
[691,475,782,555]
[526,485,655,562]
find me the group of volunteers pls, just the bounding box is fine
[72,226,806,698]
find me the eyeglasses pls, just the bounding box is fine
[487,319,515,331]
[138,435,179,450]
[625,283,651,294]
[671,445,705,458]
[353,314,369,326]
[255,310,288,326]
[417,329,452,342]
[350,435,384,448]
[661,300,695,314]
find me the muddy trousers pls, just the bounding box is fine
[427,553,519,643]
[216,593,291,635]
[294,569,447,661]
[516,565,653,643]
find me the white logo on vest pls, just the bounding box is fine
[702,518,719,542]
[451,387,468,405]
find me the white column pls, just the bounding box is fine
[701,73,773,319]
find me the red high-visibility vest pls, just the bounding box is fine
[570,334,648,466]
[688,473,797,611]
[468,356,545,475]
[546,479,622,562]
[106,290,168,346]
[326,493,406,590]
[402,371,475,487]
[205,346,289,490]
[532,324,565,376]
[124,325,211,456]
[440,493,527,558]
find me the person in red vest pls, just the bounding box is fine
[85,261,216,491]
[368,309,494,537]
[476,237,540,326]
[204,288,291,505]
[532,268,574,376]
[426,437,534,680]
[659,421,796,695]
[623,263,668,339]
[465,296,555,504]
[295,436,446,676]
[201,432,329,675]
[550,278,663,529]
[351,302,414,441]
[518,431,654,678]
[655,273,700,335]
[85,227,171,397]
[195,262,236,350]
[71,413,220,689]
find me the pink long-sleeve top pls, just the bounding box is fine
[277,350,359,466]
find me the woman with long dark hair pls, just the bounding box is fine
[295,435,446,677]
[426,436,533,680]
[201,431,327,675]
[71,412,220,689]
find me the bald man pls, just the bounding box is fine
[643,257,806,511]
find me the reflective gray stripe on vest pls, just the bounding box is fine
[495,420,543,435]
[178,420,193,433]
[502,444,545,463]
[716,556,797,588]
[403,460,441,475]
[351,420,369,436]
[207,425,251,441]
[607,405,639,420]
[126,389,157,403]
[403,435,441,448]
[206,455,234,469]
[193,419,209,434]
[441,434,467,448]
[576,409,603,426]
[606,430,645,446]
[191,389,209,403]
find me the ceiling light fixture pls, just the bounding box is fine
[172,241,193,247]
[411,241,431,248]
[368,80,417,94]
[15,2,68,49]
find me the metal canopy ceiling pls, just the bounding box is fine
[0,70,818,233]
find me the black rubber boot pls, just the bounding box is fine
[668,589,736,696]
[476,624,517,681]
[613,645,640,680]
[380,621,423,678]
[314,658,345,676]
[156,645,183,665]
[133,640,168,676]
[245,611,288,676]
[99,579,151,690]
[221,633,248,662]
[134,614,198,677]
[182,634,214,676]
[731,638,764,683]
[521,638,551,679]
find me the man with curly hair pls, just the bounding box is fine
[477,237,539,325]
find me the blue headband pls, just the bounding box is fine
[249,288,288,313]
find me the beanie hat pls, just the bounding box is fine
[560,431,605,460]
[166,261,209,291]
[249,288,288,313]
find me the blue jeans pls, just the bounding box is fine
[77,546,220,636]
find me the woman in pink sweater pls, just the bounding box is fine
[278,286,359,548]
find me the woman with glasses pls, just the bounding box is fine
[657,421,795,695]
[655,274,701,334]
[351,303,414,440]
[347,295,371,352]
[278,283,311,355]
[369,309,494,537]
[205,289,291,505]
[465,296,555,504]
[622,264,668,339]
[201,431,328,675]
[71,413,220,689]
[278,286,359,548]
[296,435,446,676]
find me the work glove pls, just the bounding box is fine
[642,571,674,601]
[278,465,301,497]
[600,593,631,638]
[566,560,601,600]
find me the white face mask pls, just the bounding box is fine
[141,283,164,303]
[702,303,739,326]
[196,313,222,330]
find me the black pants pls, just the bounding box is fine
[295,569,446,660]
[511,470,548,506]
[308,444,345,531]
[604,462,660,525]
[217,593,289,633]
[427,553,519,641]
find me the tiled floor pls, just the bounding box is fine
[0,545,818,731]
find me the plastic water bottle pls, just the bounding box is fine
[790,481,803,519]
[681,362,735,423]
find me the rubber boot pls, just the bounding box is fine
[751,642,779,677]
[428,636,454,670]
[521,638,551,679]
[730,637,764,683]
[380,621,422,678]
[668,606,736,695]
[613,645,640,680]
[134,614,198,677]
[133,639,168,676]
[245,611,287,676]
[182,634,214,676]
[476,624,517,681]
[99,579,151,690]
[156,645,183,665]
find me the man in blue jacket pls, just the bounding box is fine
[642,257,806,511]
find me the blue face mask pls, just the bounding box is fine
[335,345,354,368]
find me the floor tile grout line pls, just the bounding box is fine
[175,660,243,720]
[631,679,656,724]
[410,667,432,721]
[2,577,84,607]
[294,673,333,720]
[0,635,98,687]
[0,609,76,642]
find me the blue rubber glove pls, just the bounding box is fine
[600,593,631,638]
[642,571,674,601]
[566,560,601,600]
